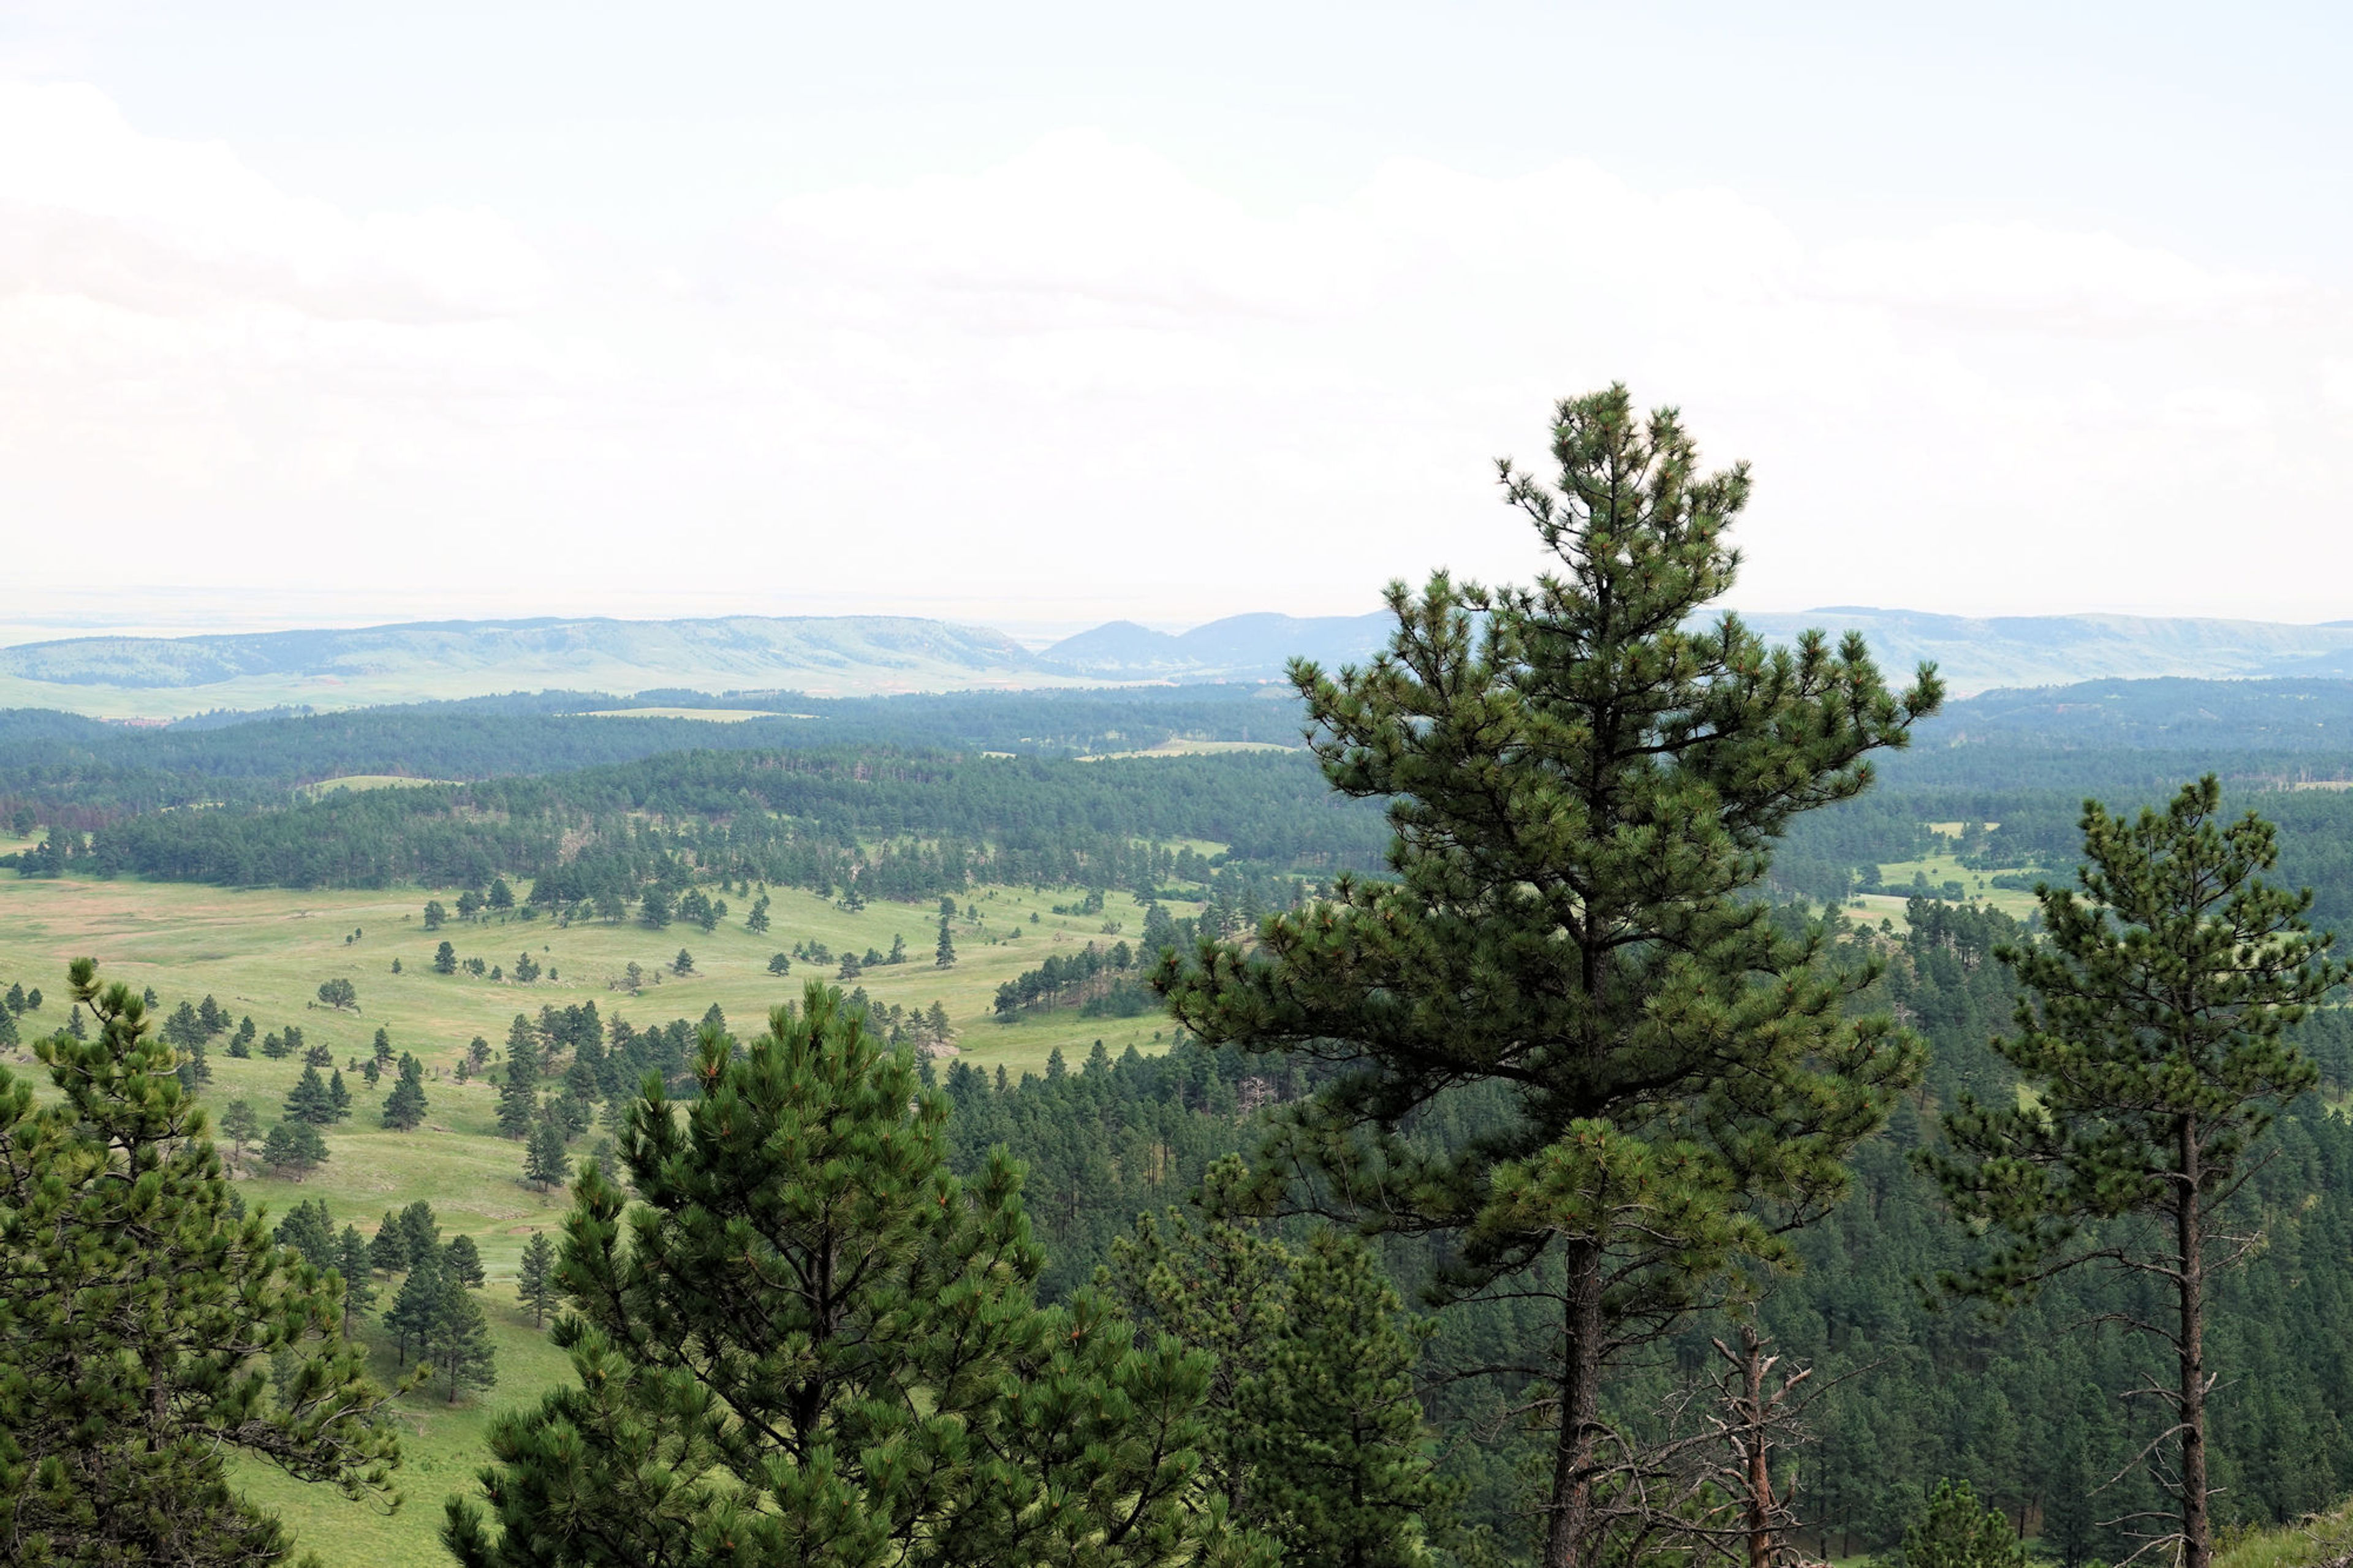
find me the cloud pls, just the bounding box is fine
[0,91,2346,626]
[0,82,547,319]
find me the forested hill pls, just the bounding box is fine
[30,748,1387,894]
[0,684,1309,819]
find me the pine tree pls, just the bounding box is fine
[443,981,1251,1568]
[275,1196,338,1271]
[434,940,458,974]
[218,1097,260,1163]
[517,1231,559,1329]
[1107,1158,1295,1513]
[427,1273,499,1404]
[935,911,957,968]
[496,1020,541,1139]
[1901,1479,2024,1568]
[338,1225,377,1337]
[261,1119,328,1180]
[2045,1436,2099,1568]
[1925,777,2343,1568]
[327,1069,353,1123]
[1237,1231,1453,1568]
[0,960,403,1561]
[523,1115,570,1190]
[1159,387,1938,1568]
[396,1199,441,1264]
[370,1213,410,1278]
[283,1064,336,1127]
[382,1053,430,1130]
[387,1248,442,1366]
[164,998,205,1051]
[444,1233,487,1288]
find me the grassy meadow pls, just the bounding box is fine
[1841,823,2046,933]
[0,866,1190,1566]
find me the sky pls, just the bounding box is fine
[2,1,2349,642]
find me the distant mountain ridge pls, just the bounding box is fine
[1037,612,1394,680]
[0,615,1064,716]
[7,605,2353,719]
[1738,607,2353,694]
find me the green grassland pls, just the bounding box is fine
[578,706,790,721]
[1844,830,2047,932]
[304,776,455,795]
[0,869,1192,1565]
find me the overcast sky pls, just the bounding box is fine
[2,2,2349,640]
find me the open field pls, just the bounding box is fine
[1078,737,1300,759]
[0,869,1194,1564]
[579,706,796,721]
[305,775,454,794]
[1844,844,2048,931]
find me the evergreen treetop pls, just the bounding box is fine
[445,980,1260,1568]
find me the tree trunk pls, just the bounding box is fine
[1545,1239,1605,1568]
[1741,1326,1773,1568]
[2178,1121,2209,1568]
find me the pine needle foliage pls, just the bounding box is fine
[1157,386,1941,1568]
[0,959,406,1566]
[445,980,1269,1568]
[1924,777,2345,1568]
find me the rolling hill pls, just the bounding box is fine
[9,605,2353,718]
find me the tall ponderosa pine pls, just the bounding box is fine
[396,1200,441,1265]
[0,960,404,1564]
[445,982,1260,1568]
[337,1225,376,1337]
[387,1249,444,1368]
[262,1119,328,1180]
[516,1231,558,1329]
[219,1097,261,1162]
[284,1063,336,1127]
[496,1017,540,1138]
[275,1197,338,1272]
[445,1233,487,1289]
[426,1274,499,1405]
[522,1115,570,1191]
[1925,777,2343,1568]
[382,1052,429,1130]
[369,1213,409,1278]
[1159,387,1939,1568]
